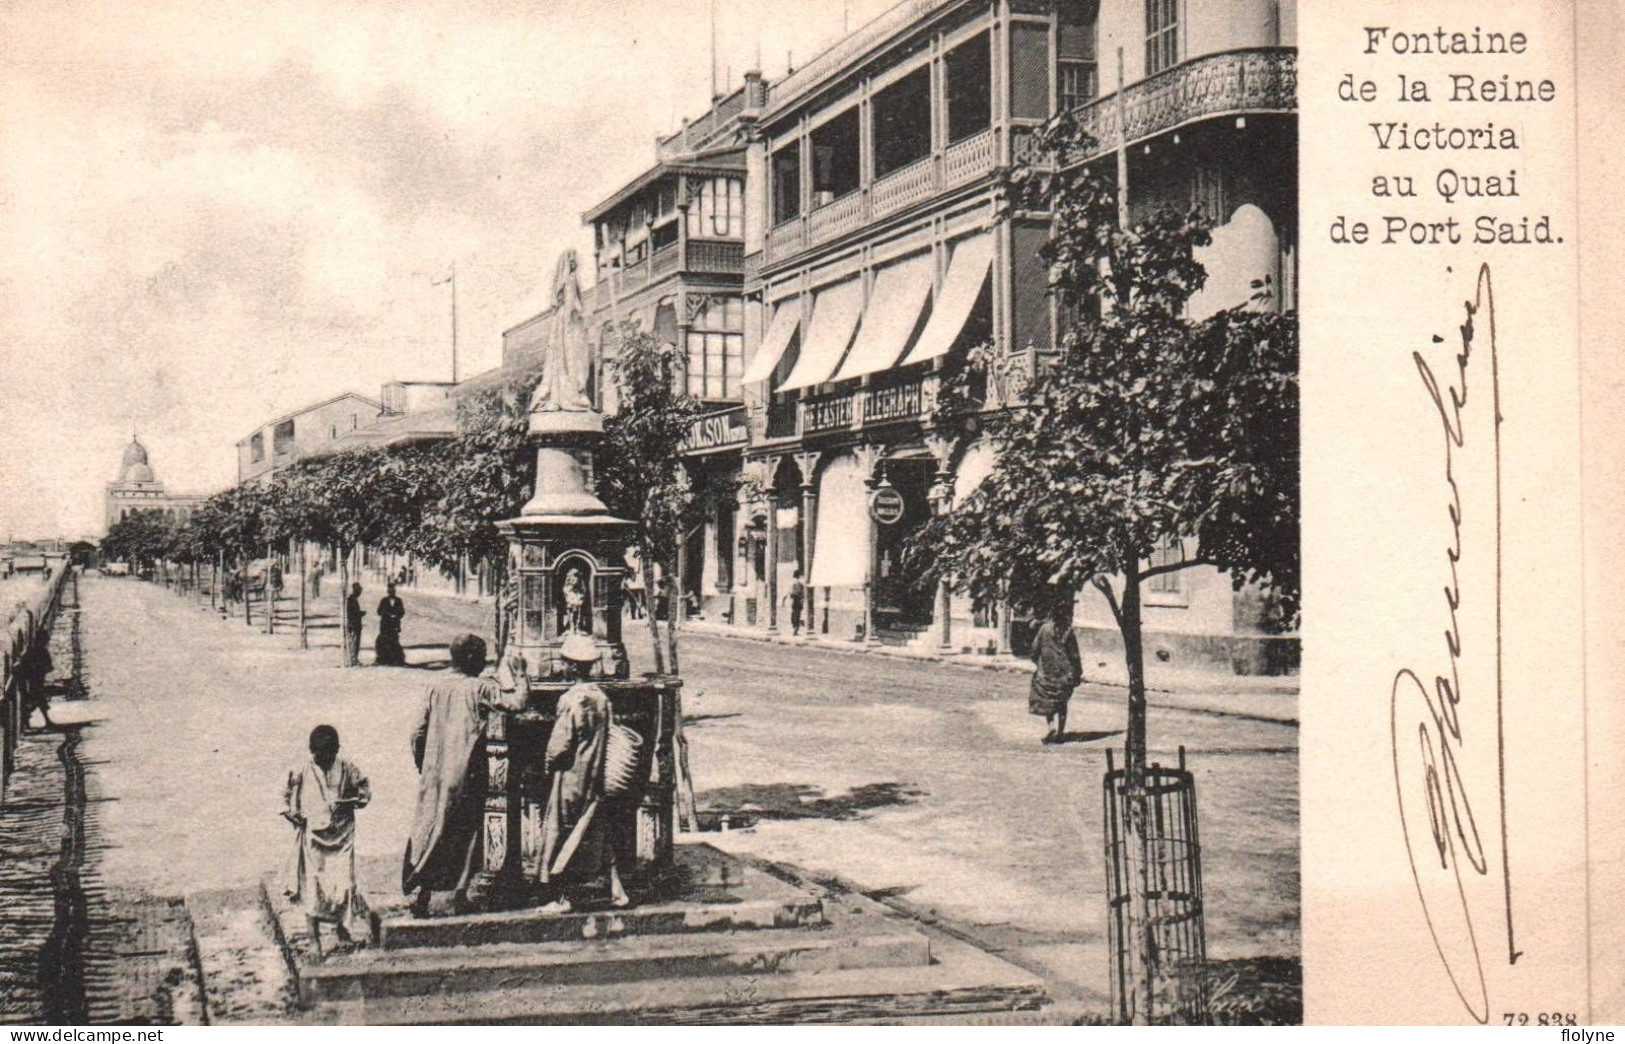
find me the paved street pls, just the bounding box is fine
[61,575,1297,1010]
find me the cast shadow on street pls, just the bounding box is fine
[1053,729,1124,745]
[696,780,924,823]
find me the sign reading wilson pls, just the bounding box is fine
[680,406,749,454]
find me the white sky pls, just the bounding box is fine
[0,0,896,540]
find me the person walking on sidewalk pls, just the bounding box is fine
[310,562,324,600]
[1029,601,1082,745]
[787,570,807,636]
[17,630,54,729]
[344,583,366,667]
[403,634,527,917]
[283,724,371,962]
[374,582,406,667]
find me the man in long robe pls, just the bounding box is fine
[403,634,527,916]
[539,634,629,912]
[374,583,406,666]
[284,725,371,960]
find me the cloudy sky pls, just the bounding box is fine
[0,0,894,540]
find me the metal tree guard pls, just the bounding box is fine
[1104,745,1209,1025]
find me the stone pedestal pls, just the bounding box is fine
[472,405,683,909]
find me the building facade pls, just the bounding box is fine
[235,392,383,486]
[694,0,1298,670]
[105,438,206,531]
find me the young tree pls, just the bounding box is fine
[907,112,1299,780]
[419,372,539,655]
[598,326,704,675]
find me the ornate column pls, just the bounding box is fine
[925,432,960,654]
[476,710,522,901]
[794,450,822,638]
[853,442,885,645]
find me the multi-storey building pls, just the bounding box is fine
[703,0,1297,669]
[578,79,766,618]
[235,392,383,486]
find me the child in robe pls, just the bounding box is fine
[284,725,371,960]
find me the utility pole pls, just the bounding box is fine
[434,262,458,383]
[710,0,718,100]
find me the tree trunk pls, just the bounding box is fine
[491,553,507,656]
[1116,560,1154,1025]
[665,584,681,677]
[1120,562,1147,784]
[298,543,308,649]
[339,545,351,667]
[640,551,665,675]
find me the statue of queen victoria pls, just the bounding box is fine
[529,249,595,414]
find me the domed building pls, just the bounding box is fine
[104,437,206,531]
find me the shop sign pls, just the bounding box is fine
[869,486,906,525]
[680,407,748,453]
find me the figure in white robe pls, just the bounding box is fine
[283,725,371,958]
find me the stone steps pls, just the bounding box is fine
[375,895,824,951]
[295,928,932,1005]
[298,954,1046,1025]
[214,843,1049,1024]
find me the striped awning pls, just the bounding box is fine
[830,253,934,383]
[898,233,993,367]
[777,279,863,391]
[742,302,800,385]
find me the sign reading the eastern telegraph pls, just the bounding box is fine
[679,407,748,454]
[869,486,905,525]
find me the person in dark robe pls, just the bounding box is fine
[403,634,527,917]
[374,583,406,667]
[1029,601,1083,744]
[17,633,53,729]
[539,634,629,913]
[344,583,365,666]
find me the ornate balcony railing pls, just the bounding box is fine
[807,191,866,244]
[871,155,936,218]
[943,127,996,189]
[686,239,745,274]
[1072,47,1296,159]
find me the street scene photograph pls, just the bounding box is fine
[0,0,1299,1026]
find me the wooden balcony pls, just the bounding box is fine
[764,127,997,269]
[758,48,1294,273]
[1071,47,1296,159]
[685,239,745,275]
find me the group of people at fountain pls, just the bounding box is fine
[282,631,627,959]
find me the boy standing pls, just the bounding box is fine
[284,725,371,960]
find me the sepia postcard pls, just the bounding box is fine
[0,0,1618,1028]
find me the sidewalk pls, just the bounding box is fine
[396,585,1300,725]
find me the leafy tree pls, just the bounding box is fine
[906,111,1299,780]
[418,372,540,653]
[598,326,705,674]
[101,512,176,573]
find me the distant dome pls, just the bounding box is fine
[118,438,158,484]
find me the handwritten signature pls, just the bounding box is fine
[1390,262,1516,1025]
